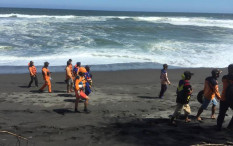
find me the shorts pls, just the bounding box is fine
[201,97,218,110]
[172,103,191,118]
[67,78,73,85]
[75,90,87,99]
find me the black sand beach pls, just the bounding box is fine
[0,68,233,146]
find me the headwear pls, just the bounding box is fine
[228,64,233,74]
[76,62,81,66]
[85,65,90,72]
[44,62,49,66]
[163,64,168,68]
[211,69,221,78]
[79,67,87,73]
[184,71,194,80]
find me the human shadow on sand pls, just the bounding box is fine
[55,81,66,84]
[93,118,233,146]
[57,94,74,97]
[64,99,76,103]
[137,96,158,99]
[53,108,74,115]
[18,85,29,88]
[64,99,84,103]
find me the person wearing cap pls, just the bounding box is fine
[170,71,193,125]
[28,61,38,88]
[196,69,221,121]
[217,64,233,130]
[74,67,90,113]
[66,61,73,93]
[159,64,171,99]
[39,62,52,93]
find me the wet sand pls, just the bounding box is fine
[0,68,233,146]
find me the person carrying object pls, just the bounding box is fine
[28,61,38,88]
[159,64,171,99]
[196,69,221,121]
[39,62,52,93]
[74,67,90,113]
[170,71,193,125]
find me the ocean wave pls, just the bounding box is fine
[0,40,232,68]
[0,13,76,19]
[120,16,233,29]
[1,13,233,29]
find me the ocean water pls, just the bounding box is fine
[0,8,233,73]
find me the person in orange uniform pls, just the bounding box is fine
[217,64,233,130]
[196,69,221,121]
[39,62,52,93]
[74,67,90,113]
[28,61,38,88]
[66,61,73,93]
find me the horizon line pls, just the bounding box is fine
[1,6,233,15]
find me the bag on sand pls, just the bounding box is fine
[197,90,204,104]
[226,84,233,110]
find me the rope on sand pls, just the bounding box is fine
[0,130,28,141]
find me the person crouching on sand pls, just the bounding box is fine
[159,64,171,98]
[74,67,90,113]
[196,69,221,121]
[28,61,38,88]
[170,71,193,125]
[39,62,52,93]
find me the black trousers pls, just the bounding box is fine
[217,100,233,129]
[28,75,38,87]
[159,84,167,98]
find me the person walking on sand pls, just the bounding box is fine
[28,61,38,88]
[74,67,90,113]
[196,69,221,121]
[159,64,171,98]
[217,64,233,131]
[84,65,93,96]
[170,71,193,125]
[39,62,52,93]
[66,61,73,93]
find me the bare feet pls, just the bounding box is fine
[197,117,202,121]
[185,118,191,123]
[211,115,216,119]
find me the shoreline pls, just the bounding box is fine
[0,62,221,74]
[0,68,232,145]
[0,62,180,74]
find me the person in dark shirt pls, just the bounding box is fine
[170,71,193,125]
[217,64,233,131]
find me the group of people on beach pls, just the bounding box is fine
[28,60,233,130]
[160,64,233,130]
[27,59,93,113]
